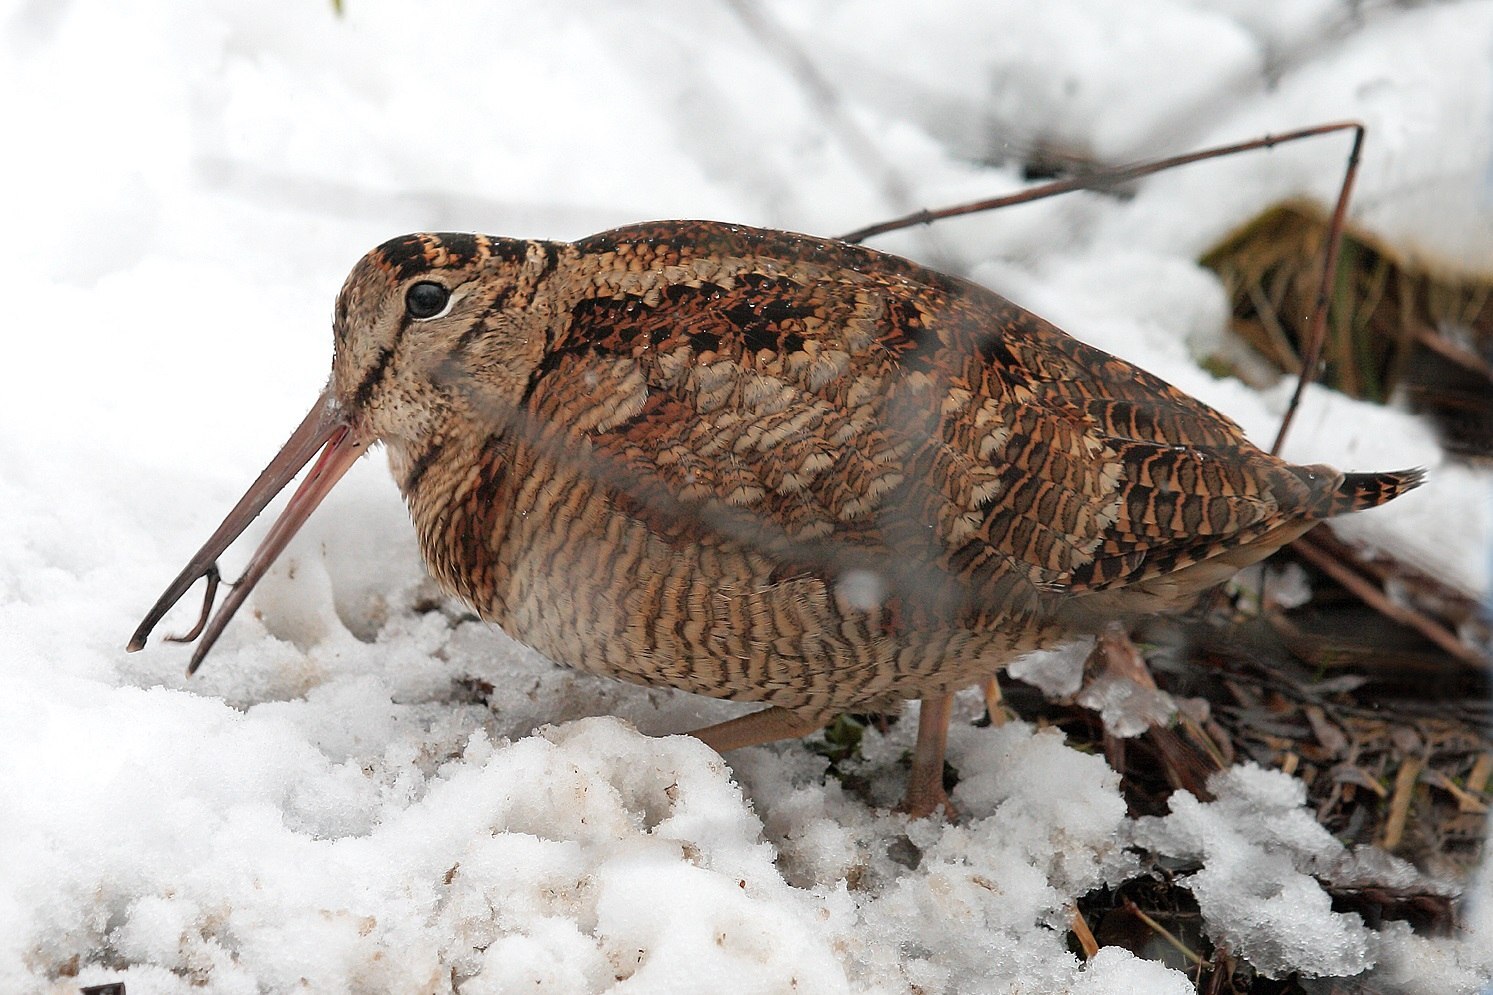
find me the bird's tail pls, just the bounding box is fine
[1315,467,1426,518]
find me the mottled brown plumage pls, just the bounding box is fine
[130,220,1422,816]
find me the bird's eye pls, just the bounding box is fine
[406,281,451,320]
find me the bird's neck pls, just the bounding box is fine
[387,422,520,619]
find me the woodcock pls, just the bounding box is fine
[129,221,1421,816]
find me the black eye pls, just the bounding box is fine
[406,281,450,319]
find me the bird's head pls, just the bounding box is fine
[128,232,553,672]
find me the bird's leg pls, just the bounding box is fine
[901,692,956,819]
[689,706,831,753]
[981,676,1010,726]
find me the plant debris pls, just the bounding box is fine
[1202,201,1493,462]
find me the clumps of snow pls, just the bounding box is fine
[436,720,857,994]
[1008,637,1182,740]
[736,719,1165,994]
[1371,839,1493,992]
[1134,763,1409,979]
[1009,638,1181,738]
[1067,946,1197,995]
[1007,638,1093,697]
[950,722,1136,894]
[1077,674,1178,738]
[1372,852,1493,993]
[8,693,1201,995]
[9,712,858,994]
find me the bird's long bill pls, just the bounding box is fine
[127,387,372,674]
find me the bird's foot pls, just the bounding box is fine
[897,779,958,821]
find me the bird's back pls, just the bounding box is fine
[407,220,1420,707]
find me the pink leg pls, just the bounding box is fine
[901,692,956,819]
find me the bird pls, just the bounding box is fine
[129,220,1422,817]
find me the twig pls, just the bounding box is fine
[1123,899,1204,966]
[1070,907,1099,959]
[1380,755,1424,850]
[1271,124,1365,454]
[1289,531,1487,668]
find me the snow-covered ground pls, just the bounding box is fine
[2,1,1491,992]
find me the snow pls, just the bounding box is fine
[1135,766,1490,986]
[1077,675,1178,739]
[1,0,1491,992]
[1135,764,1381,978]
[1007,639,1092,698]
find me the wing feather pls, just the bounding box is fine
[519,221,1321,620]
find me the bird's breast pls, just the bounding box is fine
[384,427,1039,709]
